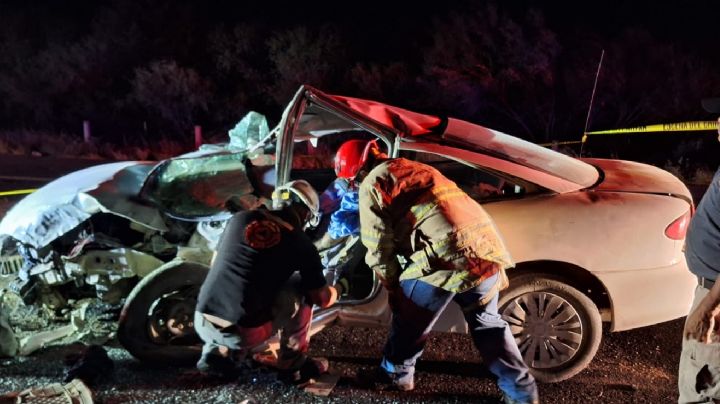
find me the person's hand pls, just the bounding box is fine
[307,285,338,309]
[326,285,339,307]
[684,302,720,343]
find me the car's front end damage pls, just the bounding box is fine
[0,114,275,357]
[0,161,220,356]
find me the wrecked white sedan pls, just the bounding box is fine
[0,85,697,384]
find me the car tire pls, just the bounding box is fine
[498,274,602,383]
[117,262,209,366]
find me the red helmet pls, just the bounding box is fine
[334,139,380,179]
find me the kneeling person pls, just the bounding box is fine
[194,180,338,383]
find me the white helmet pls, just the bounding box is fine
[272,180,321,228]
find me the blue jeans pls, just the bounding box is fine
[381,274,538,402]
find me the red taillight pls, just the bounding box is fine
[665,209,692,240]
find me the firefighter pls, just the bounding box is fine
[337,140,538,404]
[193,179,338,385]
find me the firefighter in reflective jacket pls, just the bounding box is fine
[339,140,538,404]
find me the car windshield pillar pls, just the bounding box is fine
[274,87,311,202]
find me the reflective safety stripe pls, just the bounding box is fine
[360,230,388,248]
[402,219,512,285]
[403,222,494,271]
[408,185,467,224]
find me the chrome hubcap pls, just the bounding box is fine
[501,292,582,369]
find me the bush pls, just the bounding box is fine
[691,165,715,185]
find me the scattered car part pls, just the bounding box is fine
[0,378,93,404]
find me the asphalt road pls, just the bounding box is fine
[0,155,695,403]
[0,321,685,403]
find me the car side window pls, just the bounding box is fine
[401,150,525,201]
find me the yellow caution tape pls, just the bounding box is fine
[585,121,718,135]
[538,140,584,147]
[0,188,36,197]
[540,120,718,148]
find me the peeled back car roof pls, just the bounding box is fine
[327,92,599,189]
[441,118,599,189]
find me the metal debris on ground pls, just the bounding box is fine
[303,372,341,397]
[0,378,93,404]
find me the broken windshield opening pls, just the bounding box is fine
[141,152,264,220]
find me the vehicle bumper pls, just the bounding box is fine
[597,259,696,332]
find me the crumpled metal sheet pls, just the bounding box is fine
[11,203,91,250]
[83,163,167,232]
[0,162,136,243]
[0,162,163,248]
[2,294,119,358]
[1,378,94,404]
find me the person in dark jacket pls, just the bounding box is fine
[678,101,720,403]
[194,180,338,384]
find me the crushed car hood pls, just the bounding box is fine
[584,158,692,200]
[0,161,165,248]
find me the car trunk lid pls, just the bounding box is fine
[584,158,692,202]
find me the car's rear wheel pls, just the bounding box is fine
[498,274,602,383]
[117,262,208,366]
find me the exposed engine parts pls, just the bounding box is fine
[0,211,215,357]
